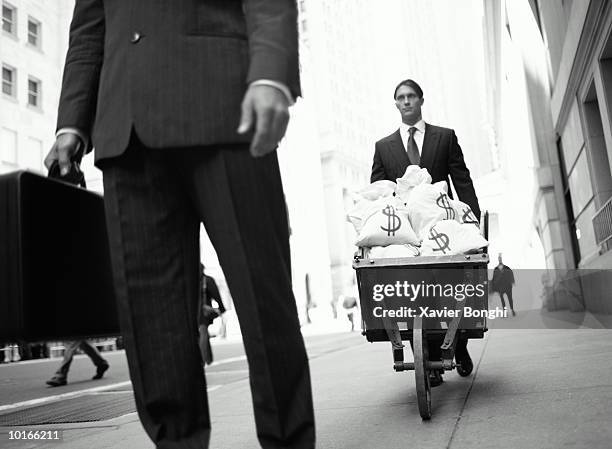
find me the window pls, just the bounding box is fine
[27,16,40,47]
[0,127,18,165]
[2,2,16,36]
[27,76,40,107]
[2,64,16,97]
[24,137,43,172]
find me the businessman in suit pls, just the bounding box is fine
[44,1,314,448]
[371,79,480,386]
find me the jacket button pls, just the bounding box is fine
[131,32,142,43]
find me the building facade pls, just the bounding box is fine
[1,0,74,178]
[484,0,612,312]
[297,0,497,300]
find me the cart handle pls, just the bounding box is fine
[481,210,489,254]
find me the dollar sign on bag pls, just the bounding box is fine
[462,207,478,225]
[436,193,455,220]
[429,227,450,254]
[380,205,401,236]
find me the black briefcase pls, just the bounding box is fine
[0,170,119,341]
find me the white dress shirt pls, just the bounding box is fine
[399,119,426,156]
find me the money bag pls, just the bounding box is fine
[451,200,480,228]
[355,197,419,247]
[368,243,420,259]
[406,182,454,239]
[395,165,432,204]
[357,180,397,201]
[420,220,488,256]
[347,181,398,234]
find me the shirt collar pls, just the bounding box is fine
[400,119,426,135]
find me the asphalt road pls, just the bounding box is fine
[0,332,362,410]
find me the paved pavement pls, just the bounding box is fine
[1,326,612,449]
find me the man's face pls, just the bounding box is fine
[395,85,424,124]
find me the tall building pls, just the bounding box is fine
[483,0,612,313]
[296,0,497,298]
[0,0,333,327]
[1,0,75,178]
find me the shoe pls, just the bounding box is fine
[92,363,109,380]
[456,351,473,377]
[429,370,443,387]
[46,375,67,387]
[512,310,516,317]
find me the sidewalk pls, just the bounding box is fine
[2,327,612,449]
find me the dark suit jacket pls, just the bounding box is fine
[371,124,481,219]
[491,264,514,293]
[199,274,226,326]
[56,0,300,164]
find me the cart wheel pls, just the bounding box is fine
[413,316,432,420]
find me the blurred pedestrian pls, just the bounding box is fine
[198,265,226,365]
[44,1,313,447]
[341,295,358,332]
[492,253,516,316]
[46,340,109,387]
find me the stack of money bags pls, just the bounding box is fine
[347,166,488,258]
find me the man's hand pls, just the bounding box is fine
[44,133,82,176]
[237,84,290,157]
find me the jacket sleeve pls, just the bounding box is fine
[56,0,105,151]
[206,277,226,314]
[448,130,481,220]
[370,142,386,183]
[244,0,300,98]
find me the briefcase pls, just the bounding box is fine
[0,170,120,341]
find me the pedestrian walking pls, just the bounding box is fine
[198,266,226,366]
[44,1,314,447]
[341,295,358,332]
[491,253,516,316]
[46,340,109,387]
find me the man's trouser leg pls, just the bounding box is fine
[499,291,507,309]
[56,341,82,378]
[177,144,314,449]
[505,290,515,312]
[102,139,314,449]
[102,141,209,449]
[79,341,108,367]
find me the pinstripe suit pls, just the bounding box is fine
[56,1,314,448]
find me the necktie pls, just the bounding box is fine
[407,126,420,165]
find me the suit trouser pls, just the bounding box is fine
[100,136,315,449]
[498,289,514,311]
[56,340,107,378]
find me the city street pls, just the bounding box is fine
[1,326,612,449]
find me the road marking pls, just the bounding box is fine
[208,355,247,367]
[0,356,244,413]
[0,351,126,367]
[0,381,132,413]
[206,369,249,375]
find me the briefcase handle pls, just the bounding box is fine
[48,159,87,188]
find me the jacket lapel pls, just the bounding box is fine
[387,129,410,178]
[420,123,439,171]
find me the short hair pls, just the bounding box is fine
[393,79,423,99]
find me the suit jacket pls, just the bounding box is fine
[371,124,481,219]
[56,0,300,164]
[491,264,514,293]
[199,274,226,326]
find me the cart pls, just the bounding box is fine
[353,212,489,420]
